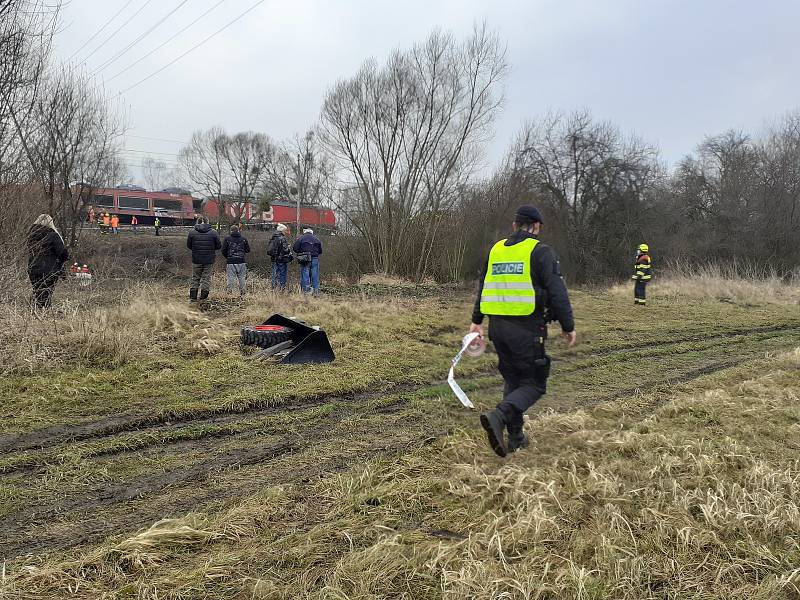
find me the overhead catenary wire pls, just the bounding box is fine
[67,0,137,61]
[126,134,188,144]
[78,0,158,66]
[116,0,268,96]
[121,148,181,156]
[92,0,192,75]
[104,0,229,85]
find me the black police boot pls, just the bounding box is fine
[508,425,529,452]
[479,410,508,457]
[505,407,529,452]
[189,289,198,303]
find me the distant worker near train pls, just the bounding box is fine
[632,243,653,305]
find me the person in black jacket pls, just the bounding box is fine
[470,205,577,457]
[221,225,251,296]
[293,227,323,295]
[187,217,221,302]
[27,214,69,309]
[267,224,292,291]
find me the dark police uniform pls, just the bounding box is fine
[472,209,575,457]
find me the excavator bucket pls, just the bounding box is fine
[261,314,336,364]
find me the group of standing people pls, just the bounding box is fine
[186,217,323,302]
[266,224,323,294]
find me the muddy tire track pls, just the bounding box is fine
[1,323,796,456]
[0,400,425,559]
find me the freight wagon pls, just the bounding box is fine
[202,198,336,231]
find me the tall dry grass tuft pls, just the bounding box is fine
[0,272,236,374]
[612,260,800,305]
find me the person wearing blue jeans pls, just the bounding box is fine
[271,260,288,290]
[268,224,291,291]
[293,227,323,295]
[300,256,320,295]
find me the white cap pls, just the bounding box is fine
[303,227,313,234]
[276,223,288,232]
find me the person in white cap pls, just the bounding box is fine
[293,227,323,295]
[267,223,292,290]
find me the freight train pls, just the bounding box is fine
[84,186,336,230]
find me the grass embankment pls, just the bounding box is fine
[1,275,799,598]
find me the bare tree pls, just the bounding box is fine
[141,156,176,191]
[179,126,227,217]
[320,24,507,278]
[261,129,333,223]
[26,66,125,246]
[512,110,660,279]
[0,0,60,249]
[219,131,273,223]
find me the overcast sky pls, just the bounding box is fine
[53,0,800,183]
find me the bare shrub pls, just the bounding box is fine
[611,260,800,305]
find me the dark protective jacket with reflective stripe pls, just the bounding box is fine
[472,230,575,333]
[633,254,652,281]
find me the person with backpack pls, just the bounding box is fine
[187,216,221,302]
[293,227,323,296]
[267,223,292,290]
[221,225,251,296]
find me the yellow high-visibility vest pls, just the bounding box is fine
[480,238,538,316]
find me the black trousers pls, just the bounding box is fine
[30,272,59,308]
[489,318,550,421]
[634,280,647,304]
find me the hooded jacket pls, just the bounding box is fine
[221,231,251,264]
[27,224,69,277]
[187,222,221,265]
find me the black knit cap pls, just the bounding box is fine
[515,204,543,224]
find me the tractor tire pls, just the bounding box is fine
[240,325,293,349]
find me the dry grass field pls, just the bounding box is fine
[0,273,799,598]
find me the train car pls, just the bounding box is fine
[86,187,195,225]
[203,198,336,231]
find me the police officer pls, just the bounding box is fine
[469,205,576,457]
[632,243,652,305]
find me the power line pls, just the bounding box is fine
[92,0,192,75]
[126,134,188,144]
[79,0,157,65]
[116,0,268,96]
[105,0,229,85]
[121,148,181,156]
[67,0,137,61]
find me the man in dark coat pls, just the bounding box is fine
[27,214,69,309]
[267,223,292,291]
[221,225,251,296]
[187,217,221,302]
[293,227,323,295]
